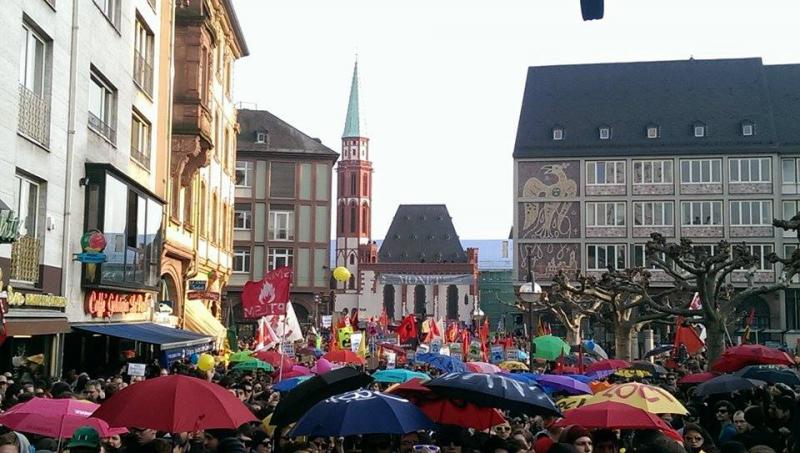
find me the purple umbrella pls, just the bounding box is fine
[534,374,592,395]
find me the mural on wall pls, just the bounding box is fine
[518,243,580,281]
[518,162,580,239]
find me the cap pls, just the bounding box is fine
[560,425,591,444]
[67,426,100,449]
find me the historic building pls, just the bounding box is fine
[227,108,338,329]
[512,58,800,346]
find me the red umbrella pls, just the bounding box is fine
[585,359,630,374]
[465,362,502,374]
[323,350,365,364]
[274,366,312,382]
[0,398,126,439]
[386,378,431,401]
[554,401,675,430]
[255,350,296,369]
[678,372,718,385]
[93,375,257,431]
[711,345,794,373]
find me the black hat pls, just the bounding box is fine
[205,429,237,440]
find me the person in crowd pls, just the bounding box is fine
[731,410,749,434]
[83,380,104,403]
[683,422,717,453]
[591,429,618,453]
[66,426,102,453]
[559,425,593,453]
[491,423,513,441]
[734,406,777,451]
[714,400,737,444]
[204,429,248,453]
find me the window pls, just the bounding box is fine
[350,174,357,195]
[15,175,40,239]
[783,201,800,222]
[234,204,251,230]
[647,126,659,139]
[680,159,721,184]
[20,23,47,97]
[268,248,294,271]
[270,162,296,198]
[694,124,706,137]
[634,201,673,226]
[692,244,719,258]
[362,204,369,234]
[587,244,625,271]
[730,200,772,226]
[211,193,218,242]
[362,174,369,196]
[94,0,120,28]
[599,127,611,140]
[133,17,154,95]
[233,248,251,273]
[256,131,266,143]
[681,201,722,226]
[786,288,800,330]
[632,244,667,269]
[782,158,800,194]
[235,161,252,187]
[633,160,673,184]
[742,122,754,136]
[269,208,294,241]
[349,203,357,233]
[735,244,774,271]
[130,112,151,167]
[198,182,206,237]
[586,202,625,227]
[18,22,51,146]
[88,69,116,143]
[729,158,770,183]
[586,161,625,185]
[552,128,563,141]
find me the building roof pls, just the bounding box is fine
[237,109,338,158]
[460,240,514,271]
[342,60,367,138]
[222,0,249,57]
[379,205,468,263]
[514,58,800,158]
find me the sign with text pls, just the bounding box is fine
[490,346,504,364]
[430,339,443,354]
[85,290,151,318]
[281,341,295,356]
[5,286,67,309]
[187,291,220,301]
[188,280,207,291]
[350,332,363,353]
[241,267,292,318]
[379,273,473,286]
[506,348,520,361]
[127,363,146,377]
[468,340,482,361]
[386,352,396,369]
[321,315,332,328]
[449,343,462,358]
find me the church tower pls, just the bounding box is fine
[335,60,373,291]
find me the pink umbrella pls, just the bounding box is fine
[465,362,502,374]
[311,358,343,374]
[292,365,312,375]
[0,398,127,438]
[274,366,313,382]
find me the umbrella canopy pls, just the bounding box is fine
[386,377,432,400]
[533,374,592,395]
[678,372,718,385]
[643,345,674,358]
[693,374,766,397]
[585,359,630,374]
[291,390,433,437]
[323,350,366,365]
[585,382,688,415]
[311,358,342,374]
[614,369,651,378]
[271,367,374,426]
[465,362,502,374]
[274,365,313,381]
[554,401,678,431]
[93,375,257,431]
[373,369,431,384]
[589,381,612,394]
[499,361,529,371]
[0,398,126,438]
[273,376,312,392]
[233,359,274,372]
[532,335,570,361]
[629,361,667,376]
[228,351,254,363]
[256,350,297,369]
[416,353,467,373]
[711,344,794,373]
[425,372,561,417]
[556,395,592,412]
[736,365,800,386]
[582,340,609,360]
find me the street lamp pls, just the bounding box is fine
[518,253,542,370]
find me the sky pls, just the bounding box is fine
[231,0,800,240]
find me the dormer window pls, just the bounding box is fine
[646,125,660,139]
[255,131,267,143]
[552,127,564,141]
[599,126,611,140]
[742,121,754,136]
[693,122,706,138]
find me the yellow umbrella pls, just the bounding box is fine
[499,360,530,371]
[614,369,651,378]
[556,395,591,411]
[584,382,688,415]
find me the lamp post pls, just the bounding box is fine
[518,253,542,370]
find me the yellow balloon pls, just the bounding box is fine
[332,266,351,282]
[197,353,215,371]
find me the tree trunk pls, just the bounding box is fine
[614,322,637,361]
[704,317,726,369]
[564,325,581,346]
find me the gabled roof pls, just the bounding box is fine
[379,205,467,263]
[514,58,800,158]
[342,61,367,138]
[237,109,338,158]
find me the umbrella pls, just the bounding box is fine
[425,372,561,417]
[693,375,766,397]
[554,401,679,431]
[532,335,570,361]
[416,353,467,373]
[556,395,592,412]
[678,372,718,385]
[297,347,324,358]
[614,369,651,378]
[228,351,254,363]
[291,390,433,437]
[533,374,592,395]
[589,381,612,394]
[274,365,313,381]
[584,369,615,380]
[256,350,297,369]
[561,374,596,384]
[465,361,503,374]
[585,359,630,374]
[499,361,529,371]
[711,344,794,373]
[311,358,342,374]
[271,367,374,426]
[736,365,800,386]
[373,369,431,384]
[233,359,274,372]
[323,350,366,365]
[0,398,126,439]
[629,361,667,375]
[644,345,674,359]
[585,382,688,415]
[93,375,257,431]
[583,340,609,360]
[273,376,312,392]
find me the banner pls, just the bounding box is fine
[449,343,462,358]
[241,267,292,318]
[468,340,482,361]
[265,302,304,343]
[506,348,519,361]
[337,326,354,349]
[379,273,473,285]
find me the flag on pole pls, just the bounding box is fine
[241,267,292,318]
[743,307,756,343]
[673,316,704,355]
[689,292,702,311]
[255,317,280,351]
[266,302,304,343]
[398,314,417,344]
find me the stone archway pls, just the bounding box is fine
[159,257,184,323]
[446,285,459,320]
[414,285,426,316]
[383,284,396,320]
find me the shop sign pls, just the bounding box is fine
[0,210,19,244]
[74,230,107,263]
[86,290,151,318]
[5,286,67,309]
[187,291,220,301]
[188,280,207,291]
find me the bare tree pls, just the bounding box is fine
[517,277,603,345]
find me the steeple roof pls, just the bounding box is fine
[342,60,367,138]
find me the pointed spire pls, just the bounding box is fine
[343,58,367,138]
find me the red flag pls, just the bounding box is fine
[379,308,389,330]
[398,314,417,344]
[241,267,292,318]
[446,322,458,343]
[673,317,704,355]
[743,307,756,343]
[461,329,470,360]
[350,308,360,328]
[689,292,702,311]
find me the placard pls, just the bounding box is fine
[506,348,519,361]
[490,346,504,364]
[127,363,146,377]
[321,315,332,328]
[449,343,462,358]
[281,341,295,356]
[468,340,482,360]
[350,332,363,353]
[386,352,396,369]
[188,280,207,291]
[430,339,443,354]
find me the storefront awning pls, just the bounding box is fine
[73,322,212,349]
[183,300,227,347]
[6,318,71,336]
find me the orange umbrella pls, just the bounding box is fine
[589,381,612,394]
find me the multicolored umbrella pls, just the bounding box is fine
[373,369,431,384]
[556,395,591,412]
[532,335,570,361]
[585,382,688,415]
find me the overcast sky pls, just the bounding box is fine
[232,0,799,240]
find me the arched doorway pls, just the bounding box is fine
[414,285,426,316]
[737,296,771,330]
[446,285,459,320]
[293,303,310,325]
[383,285,396,320]
[348,274,356,290]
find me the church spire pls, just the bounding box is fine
[342,59,367,138]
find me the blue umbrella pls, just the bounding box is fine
[415,353,467,373]
[533,374,592,395]
[736,365,800,386]
[585,369,615,380]
[273,376,312,392]
[291,389,434,437]
[501,372,539,385]
[373,369,431,384]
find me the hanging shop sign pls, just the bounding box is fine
[0,209,19,244]
[188,280,207,292]
[187,291,220,301]
[74,230,108,263]
[5,286,67,309]
[85,290,152,318]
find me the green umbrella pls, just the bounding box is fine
[532,335,570,361]
[233,359,274,372]
[229,351,254,363]
[372,369,430,384]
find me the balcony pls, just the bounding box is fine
[134,50,154,97]
[18,85,51,147]
[89,111,116,144]
[10,235,41,285]
[131,143,150,168]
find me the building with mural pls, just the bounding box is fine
[512,58,800,345]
